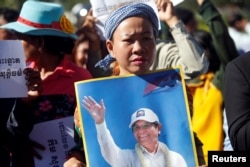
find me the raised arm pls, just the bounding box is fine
[197,0,238,66]
[196,0,239,92]
[151,0,208,80]
[82,96,105,124]
[82,96,132,166]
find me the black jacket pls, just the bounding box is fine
[224,51,250,150]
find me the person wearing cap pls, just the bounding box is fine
[0,1,92,167]
[82,96,187,167]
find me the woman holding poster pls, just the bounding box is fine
[65,0,208,166]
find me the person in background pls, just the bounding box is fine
[0,6,21,167]
[0,7,19,39]
[64,1,208,166]
[82,96,187,167]
[0,1,92,166]
[0,7,19,25]
[180,0,238,163]
[222,109,233,150]
[71,8,110,78]
[174,7,198,34]
[143,1,208,81]
[226,11,250,54]
[0,68,42,167]
[224,50,250,151]
[71,35,90,69]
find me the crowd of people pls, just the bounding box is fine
[0,0,249,166]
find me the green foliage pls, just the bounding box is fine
[0,0,23,9]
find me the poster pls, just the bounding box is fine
[29,116,75,167]
[75,68,198,167]
[0,40,27,98]
[90,0,160,40]
[90,0,184,39]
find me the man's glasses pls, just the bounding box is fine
[132,122,158,132]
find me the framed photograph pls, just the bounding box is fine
[75,67,198,167]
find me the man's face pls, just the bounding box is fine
[132,120,160,151]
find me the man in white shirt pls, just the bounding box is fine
[227,12,250,54]
[83,96,187,167]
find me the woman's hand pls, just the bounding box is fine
[64,156,86,167]
[196,0,204,6]
[23,68,42,101]
[78,9,101,53]
[155,0,179,27]
[82,96,105,124]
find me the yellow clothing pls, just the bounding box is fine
[188,72,224,164]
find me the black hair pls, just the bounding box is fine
[190,30,220,72]
[131,121,159,132]
[227,13,244,27]
[42,36,75,56]
[174,7,195,25]
[0,7,19,23]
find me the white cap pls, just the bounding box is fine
[129,108,159,128]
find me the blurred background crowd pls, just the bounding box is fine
[1,0,250,166]
[1,0,250,30]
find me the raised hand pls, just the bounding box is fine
[78,8,101,52]
[22,68,42,103]
[82,96,105,124]
[196,0,204,6]
[64,154,86,167]
[155,0,179,27]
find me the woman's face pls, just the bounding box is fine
[74,40,89,68]
[15,33,40,62]
[106,17,156,75]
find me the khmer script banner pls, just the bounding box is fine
[0,40,27,98]
[89,0,184,39]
